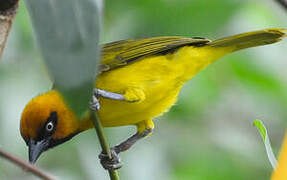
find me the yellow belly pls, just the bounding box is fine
[95,45,225,127]
[96,55,184,127]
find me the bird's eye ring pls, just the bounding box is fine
[46,122,54,132]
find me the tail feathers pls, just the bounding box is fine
[208,29,286,52]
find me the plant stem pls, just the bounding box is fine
[0,148,56,180]
[90,111,120,180]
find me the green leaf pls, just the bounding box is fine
[24,0,102,118]
[254,120,267,141]
[253,119,277,169]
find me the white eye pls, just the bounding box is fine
[46,122,54,132]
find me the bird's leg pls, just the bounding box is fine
[94,88,126,101]
[90,88,148,170]
[90,88,125,110]
[99,128,153,170]
[93,88,145,103]
[114,128,153,153]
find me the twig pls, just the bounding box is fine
[90,111,120,180]
[276,0,287,9]
[0,0,19,60]
[0,148,56,180]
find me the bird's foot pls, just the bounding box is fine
[89,95,100,111]
[99,147,123,170]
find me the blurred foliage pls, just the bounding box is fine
[0,0,286,180]
[104,0,242,37]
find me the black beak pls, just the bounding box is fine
[28,139,49,164]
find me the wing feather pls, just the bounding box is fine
[99,36,210,73]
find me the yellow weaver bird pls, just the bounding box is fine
[20,29,286,169]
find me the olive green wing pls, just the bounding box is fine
[99,36,211,73]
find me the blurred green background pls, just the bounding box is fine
[0,0,287,179]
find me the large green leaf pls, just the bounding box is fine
[24,0,102,118]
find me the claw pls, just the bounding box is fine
[99,148,123,170]
[90,95,100,110]
[100,161,123,170]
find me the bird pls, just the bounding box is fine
[20,28,286,170]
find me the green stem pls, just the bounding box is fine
[90,111,120,180]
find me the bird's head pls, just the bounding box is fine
[20,90,92,164]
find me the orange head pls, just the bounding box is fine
[20,90,93,163]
